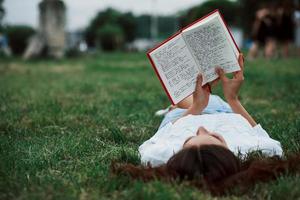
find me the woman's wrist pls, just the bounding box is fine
[190,102,206,114]
[181,102,206,117]
[227,97,240,105]
[227,98,257,127]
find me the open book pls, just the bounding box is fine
[147,10,240,105]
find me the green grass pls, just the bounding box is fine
[0,53,300,199]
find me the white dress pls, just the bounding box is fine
[139,113,283,167]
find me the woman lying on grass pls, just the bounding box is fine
[112,54,300,195]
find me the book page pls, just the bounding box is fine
[184,11,239,57]
[149,34,200,104]
[182,15,240,85]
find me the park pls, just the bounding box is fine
[1,0,300,199]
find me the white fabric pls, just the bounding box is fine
[139,113,283,167]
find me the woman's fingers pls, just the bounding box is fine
[238,53,244,70]
[196,74,203,86]
[195,74,203,91]
[233,53,244,80]
[216,67,227,82]
[234,53,245,80]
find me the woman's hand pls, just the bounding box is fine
[175,74,210,119]
[215,54,256,126]
[193,74,210,109]
[216,53,244,102]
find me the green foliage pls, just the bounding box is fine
[97,23,124,51]
[4,25,35,55]
[85,8,136,50]
[118,12,136,42]
[179,0,239,27]
[135,15,179,40]
[0,0,5,32]
[135,15,151,39]
[157,16,179,39]
[0,53,300,199]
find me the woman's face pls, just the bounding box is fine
[183,126,228,149]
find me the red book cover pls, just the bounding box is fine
[147,9,240,105]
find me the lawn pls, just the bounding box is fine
[0,53,300,199]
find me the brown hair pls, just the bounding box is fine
[111,145,300,195]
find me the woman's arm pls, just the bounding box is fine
[227,99,257,127]
[181,74,210,117]
[216,54,257,127]
[172,74,210,124]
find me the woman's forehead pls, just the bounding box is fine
[185,134,220,145]
[183,136,194,145]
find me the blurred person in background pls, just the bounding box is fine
[248,4,277,59]
[276,1,295,58]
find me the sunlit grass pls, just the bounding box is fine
[0,53,300,199]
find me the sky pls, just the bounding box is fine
[3,0,205,31]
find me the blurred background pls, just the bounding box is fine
[1,0,300,59]
[1,2,300,199]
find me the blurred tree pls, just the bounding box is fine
[179,0,239,28]
[97,23,124,51]
[135,15,151,39]
[0,0,4,30]
[85,8,136,50]
[135,15,178,39]
[158,16,179,39]
[5,25,35,55]
[86,8,179,49]
[118,12,136,42]
[85,8,119,47]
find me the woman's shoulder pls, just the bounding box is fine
[180,113,247,122]
[171,113,247,127]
